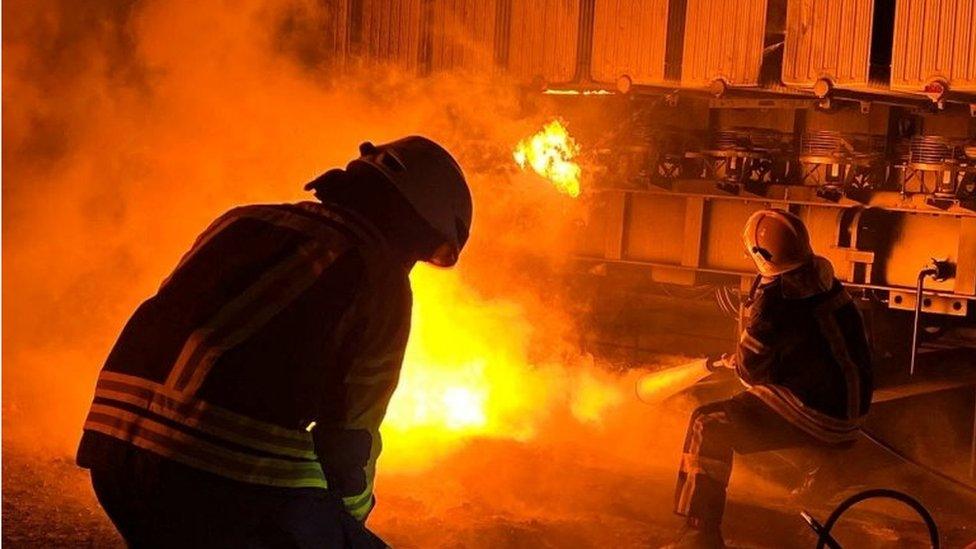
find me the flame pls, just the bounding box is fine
[380,267,541,471]
[380,266,626,471]
[542,89,614,96]
[513,120,582,197]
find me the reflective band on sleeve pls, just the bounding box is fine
[739,331,767,354]
[162,204,368,289]
[343,483,375,521]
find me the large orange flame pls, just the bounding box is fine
[513,120,582,197]
[379,266,626,471]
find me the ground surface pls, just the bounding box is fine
[4,386,975,548]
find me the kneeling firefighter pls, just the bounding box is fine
[76,136,472,548]
[667,209,873,549]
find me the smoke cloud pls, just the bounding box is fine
[3,0,640,465]
[14,4,907,546]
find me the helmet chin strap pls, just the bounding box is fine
[751,246,773,261]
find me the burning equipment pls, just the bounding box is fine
[514,119,582,197]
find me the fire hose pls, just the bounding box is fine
[802,488,939,549]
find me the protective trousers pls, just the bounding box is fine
[673,391,843,525]
[89,445,386,549]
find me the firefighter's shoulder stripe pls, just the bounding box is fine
[160,202,379,395]
[85,370,327,489]
[287,201,384,244]
[162,202,380,289]
[164,237,342,393]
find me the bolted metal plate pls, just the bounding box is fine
[888,290,970,316]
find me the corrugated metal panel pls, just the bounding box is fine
[681,0,768,87]
[507,0,582,84]
[591,0,671,86]
[892,0,976,92]
[429,0,499,73]
[782,0,874,88]
[352,0,426,71]
[317,1,350,67]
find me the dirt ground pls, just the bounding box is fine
[4,388,975,548]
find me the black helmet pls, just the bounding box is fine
[348,136,472,267]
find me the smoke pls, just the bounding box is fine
[11,5,860,546]
[3,0,637,465]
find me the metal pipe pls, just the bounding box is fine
[909,267,937,376]
[909,260,955,376]
[573,258,972,302]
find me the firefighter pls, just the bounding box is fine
[667,209,873,549]
[76,136,472,548]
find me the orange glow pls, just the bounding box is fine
[3,0,619,481]
[379,267,629,471]
[570,366,626,424]
[513,120,582,197]
[542,89,615,96]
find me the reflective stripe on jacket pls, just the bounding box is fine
[734,257,873,443]
[78,201,411,519]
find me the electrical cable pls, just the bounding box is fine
[713,285,741,319]
[714,288,733,317]
[723,288,739,318]
[724,285,742,313]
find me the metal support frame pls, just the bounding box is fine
[575,185,976,309]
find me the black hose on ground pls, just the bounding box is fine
[811,488,940,549]
[801,423,976,547]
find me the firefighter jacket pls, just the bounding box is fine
[734,256,873,443]
[77,201,411,521]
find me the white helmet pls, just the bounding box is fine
[742,209,813,276]
[349,136,472,267]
